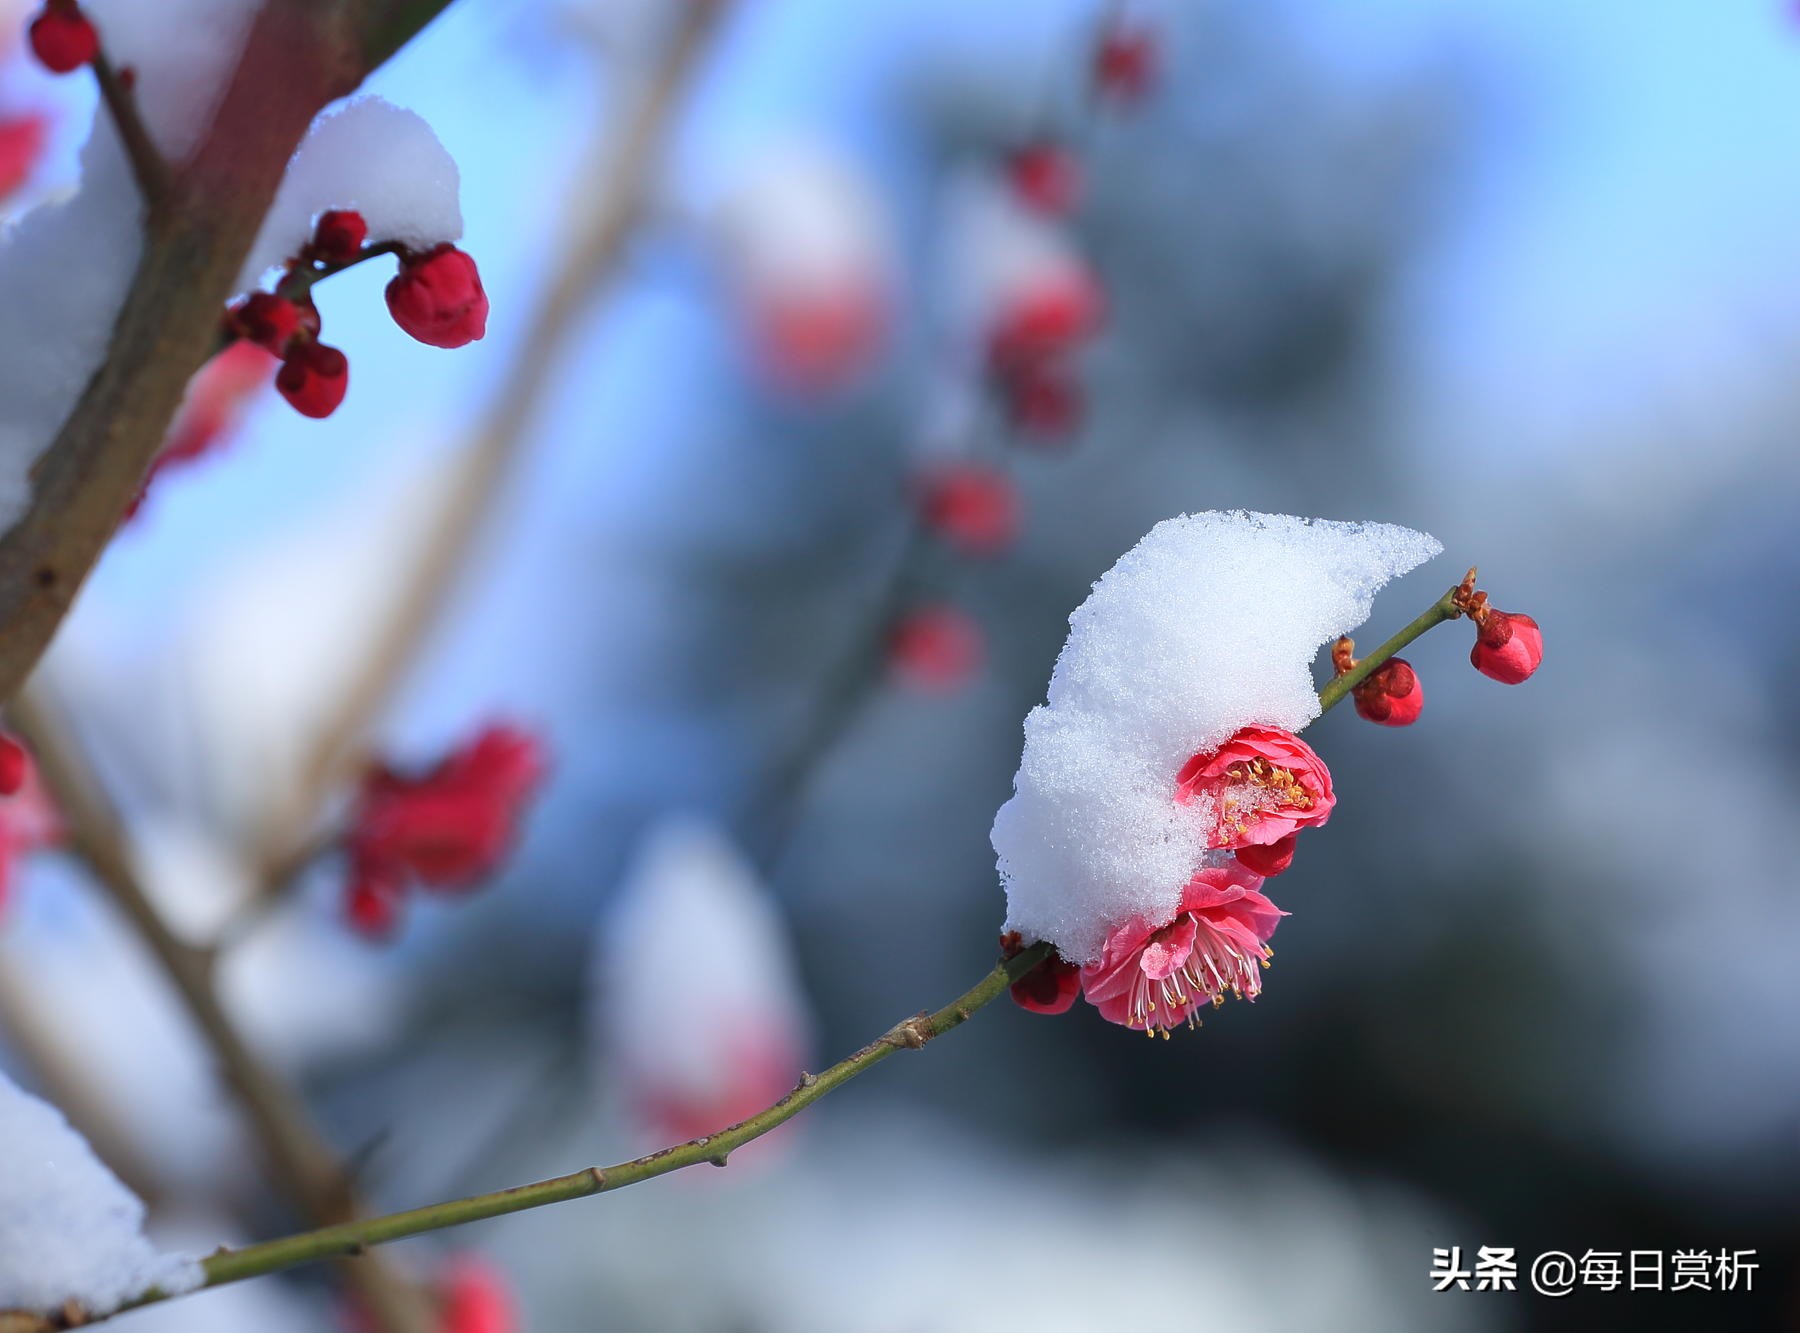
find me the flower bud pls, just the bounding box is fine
[344,866,401,941]
[312,209,368,263]
[1470,611,1542,685]
[917,463,1020,557]
[1093,19,1157,105]
[1351,657,1424,726]
[28,5,97,75]
[1009,954,1081,1014]
[385,244,488,348]
[276,341,349,419]
[1007,144,1082,217]
[888,605,984,693]
[230,292,301,354]
[1234,832,1297,878]
[1004,360,1083,440]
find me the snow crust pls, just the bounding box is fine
[237,96,464,292]
[992,511,1441,962]
[593,818,811,1116]
[0,1070,201,1315]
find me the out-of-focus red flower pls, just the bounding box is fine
[0,737,61,918]
[1093,17,1158,105]
[1002,359,1084,441]
[127,341,277,519]
[987,266,1104,376]
[438,1256,517,1333]
[917,463,1020,557]
[386,244,488,349]
[0,114,48,204]
[1007,143,1083,217]
[888,606,984,694]
[751,281,885,394]
[343,725,546,937]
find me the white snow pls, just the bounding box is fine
[592,818,811,1128]
[992,510,1441,963]
[86,0,260,159]
[710,137,892,307]
[0,1069,201,1316]
[237,96,464,292]
[0,0,259,534]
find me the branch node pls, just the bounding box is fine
[798,1071,818,1089]
[586,1166,607,1190]
[891,1015,934,1050]
[707,1153,730,1168]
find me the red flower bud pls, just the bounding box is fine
[888,605,984,693]
[344,865,402,941]
[1470,611,1542,685]
[312,209,368,263]
[1004,360,1084,441]
[0,735,27,798]
[1352,657,1424,727]
[230,292,301,354]
[276,341,349,419]
[989,271,1104,375]
[28,5,97,75]
[1007,144,1082,217]
[1010,955,1082,1014]
[1094,20,1158,105]
[917,463,1020,557]
[385,244,488,349]
[1234,832,1298,878]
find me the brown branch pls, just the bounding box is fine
[0,0,459,703]
[9,687,436,1333]
[90,51,169,204]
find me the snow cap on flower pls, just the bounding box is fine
[237,96,463,292]
[711,138,894,392]
[992,511,1440,963]
[593,818,812,1146]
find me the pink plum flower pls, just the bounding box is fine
[1470,610,1543,685]
[1175,725,1335,870]
[1079,863,1284,1036]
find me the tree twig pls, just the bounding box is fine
[8,687,436,1333]
[104,941,1054,1320]
[90,51,169,205]
[1315,583,1463,715]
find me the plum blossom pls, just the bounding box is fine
[343,723,546,937]
[1078,863,1284,1036]
[1175,724,1335,871]
[1471,610,1543,685]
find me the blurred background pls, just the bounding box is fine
[1,0,1797,1329]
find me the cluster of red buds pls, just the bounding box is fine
[26,0,97,75]
[341,724,544,940]
[1334,568,1543,729]
[224,210,487,422]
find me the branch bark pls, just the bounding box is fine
[0,0,458,703]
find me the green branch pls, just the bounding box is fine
[1316,584,1463,716]
[24,580,1477,1328]
[108,942,1053,1316]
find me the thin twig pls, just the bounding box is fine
[9,687,436,1333]
[1315,584,1463,716]
[103,941,1054,1319]
[90,51,170,206]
